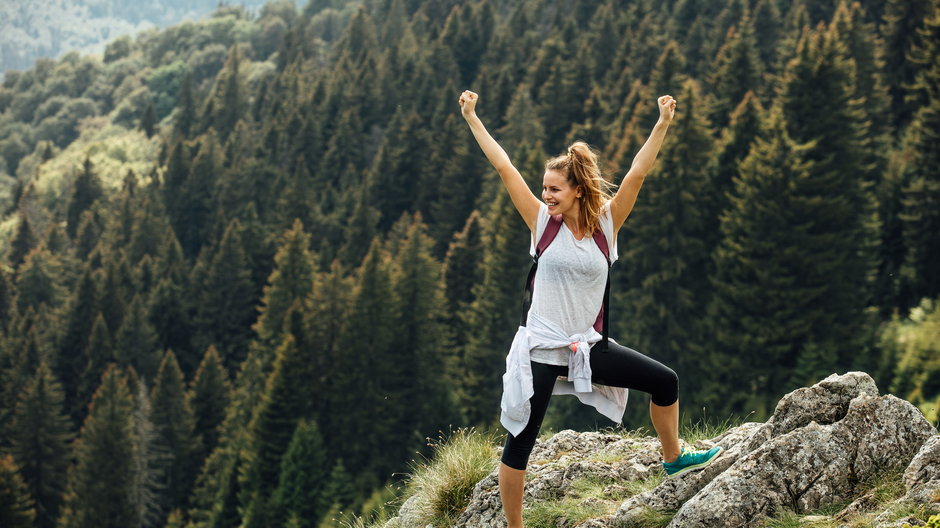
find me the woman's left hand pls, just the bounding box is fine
[658,95,676,123]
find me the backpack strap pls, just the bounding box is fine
[591,230,612,352]
[520,215,563,327]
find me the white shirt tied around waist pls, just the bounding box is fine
[500,311,629,437]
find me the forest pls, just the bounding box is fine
[0,0,938,526]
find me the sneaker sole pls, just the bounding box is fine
[665,446,724,478]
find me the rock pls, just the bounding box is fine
[665,394,935,527]
[833,491,878,520]
[904,435,940,500]
[767,371,879,436]
[615,372,880,527]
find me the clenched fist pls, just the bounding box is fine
[459,90,478,119]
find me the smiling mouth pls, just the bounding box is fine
[547,202,558,207]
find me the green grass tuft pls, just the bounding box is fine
[402,428,500,527]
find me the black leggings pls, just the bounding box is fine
[501,340,678,470]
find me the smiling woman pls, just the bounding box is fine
[458,89,724,528]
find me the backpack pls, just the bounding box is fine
[519,214,612,352]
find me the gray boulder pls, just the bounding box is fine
[615,371,881,526]
[666,394,935,527]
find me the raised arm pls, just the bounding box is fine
[459,90,541,232]
[609,95,676,231]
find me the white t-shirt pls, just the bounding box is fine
[527,202,619,365]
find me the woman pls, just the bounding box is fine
[458,89,723,527]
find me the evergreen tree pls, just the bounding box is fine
[177,130,223,258]
[9,362,70,528]
[66,157,103,239]
[369,109,431,230]
[173,72,195,139]
[324,239,395,489]
[702,116,822,416]
[115,295,161,382]
[150,351,198,515]
[708,8,763,129]
[13,248,64,315]
[385,214,453,471]
[202,45,245,140]
[130,378,163,528]
[616,79,714,402]
[188,345,231,465]
[58,365,135,528]
[899,0,940,304]
[0,455,36,528]
[269,419,329,528]
[704,91,767,261]
[78,313,113,422]
[240,329,312,528]
[8,212,35,271]
[193,219,257,371]
[881,0,932,127]
[458,188,531,426]
[779,25,878,372]
[252,219,315,351]
[140,101,157,138]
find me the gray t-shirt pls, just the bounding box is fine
[527,202,619,366]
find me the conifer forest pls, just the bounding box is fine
[0,0,939,526]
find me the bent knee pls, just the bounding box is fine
[652,367,679,406]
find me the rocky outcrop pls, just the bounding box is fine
[664,393,934,527]
[389,373,939,528]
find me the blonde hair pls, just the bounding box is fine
[545,141,614,236]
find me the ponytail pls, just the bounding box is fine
[545,141,614,236]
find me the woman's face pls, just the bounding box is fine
[542,169,580,216]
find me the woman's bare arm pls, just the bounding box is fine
[609,95,676,231]
[460,90,540,232]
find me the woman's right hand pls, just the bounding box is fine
[459,90,478,119]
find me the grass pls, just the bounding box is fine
[400,428,500,528]
[679,411,757,445]
[757,466,918,528]
[523,473,666,528]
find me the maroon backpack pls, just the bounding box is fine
[520,214,612,352]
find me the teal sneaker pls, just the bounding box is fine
[661,446,724,478]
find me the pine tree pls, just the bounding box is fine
[704,91,767,262]
[881,0,932,127]
[899,0,940,304]
[708,8,763,129]
[385,215,453,473]
[7,212,35,270]
[616,79,714,401]
[702,115,821,417]
[66,157,103,239]
[13,248,64,315]
[151,351,198,515]
[252,219,315,351]
[0,455,35,528]
[240,330,312,528]
[324,239,396,488]
[173,72,195,139]
[77,314,113,419]
[193,219,257,371]
[458,188,531,426]
[202,45,245,140]
[130,378,163,528]
[58,365,135,528]
[141,101,157,138]
[188,345,231,465]
[115,295,161,382]
[779,25,878,372]
[9,362,70,528]
[177,131,223,258]
[269,420,329,528]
